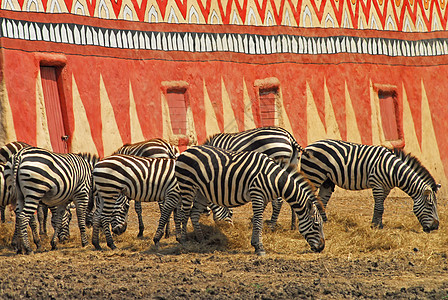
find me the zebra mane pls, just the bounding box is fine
[77,152,100,167]
[393,149,439,192]
[203,132,232,145]
[283,164,324,212]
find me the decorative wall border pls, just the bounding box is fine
[2,17,448,57]
[1,0,448,32]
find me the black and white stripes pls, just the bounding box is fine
[92,155,180,250]
[2,18,448,57]
[175,145,325,255]
[4,147,98,254]
[301,139,440,232]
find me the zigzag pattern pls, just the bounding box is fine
[2,18,448,57]
[1,0,447,31]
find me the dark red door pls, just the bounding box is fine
[41,66,68,153]
[259,88,277,126]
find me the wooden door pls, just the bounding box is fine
[41,66,68,153]
[259,88,278,126]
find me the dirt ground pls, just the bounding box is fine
[0,194,447,299]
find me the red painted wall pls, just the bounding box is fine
[1,11,448,177]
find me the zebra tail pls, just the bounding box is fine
[9,150,23,199]
[292,140,309,158]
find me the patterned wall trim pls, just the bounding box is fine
[1,0,447,32]
[2,18,448,57]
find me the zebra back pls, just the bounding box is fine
[0,141,31,163]
[115,138,179,159]
[204,126,305,166]
[93,155,178,203]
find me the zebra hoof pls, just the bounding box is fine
[371,222,383,229]
[137,232,144,239]
[93,242,102,251]
[254,245,266,256]
[108,243,117,250]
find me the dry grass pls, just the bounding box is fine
[1,195,447,262]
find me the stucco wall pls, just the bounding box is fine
[1,3,448,199]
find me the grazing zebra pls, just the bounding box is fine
[4,147,98,254]
[204,126,306,229]
[300,139,440,232]
[92,155,180,250]
[109,138,179,238]
[172,145,325,256]
[0,141,31,222]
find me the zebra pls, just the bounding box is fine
[0,141,31,222]
[171,145,325,256]
[109,138,180,238]
[203,126,307,229]
[91,154,180,250]
[2,161,74,252]
[4,147,98,254]
[109,138,232,237]
[300,139,440,232]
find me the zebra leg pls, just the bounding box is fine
[317,179,335,222]
[1,206,5,223]
[37,203,48,236]
[157,201,170,239]
[97,197,117,250]
[74,198,89,248]
[371,187,390,229]
[11,206,21,251]
[50,206,64,250]
[101,213,116,250]
[58,207,72,243]
[190,203,205,242]
[29,214,42,251]
[92,205,103,250]
[178,186,198,244]
[17,211,35,255]
[268,197,283,229]
[153,194,179,246]
[173,201,182,242]
[135,201,145,238]
[250,197,266,256]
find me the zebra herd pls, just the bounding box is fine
[0,127,441,256]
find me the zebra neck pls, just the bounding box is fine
[393,160,426,199]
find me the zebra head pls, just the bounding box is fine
[414,184,440,233]
[111,195,130,235]
[297,195,325,253]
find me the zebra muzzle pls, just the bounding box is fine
[112,222,128,235]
